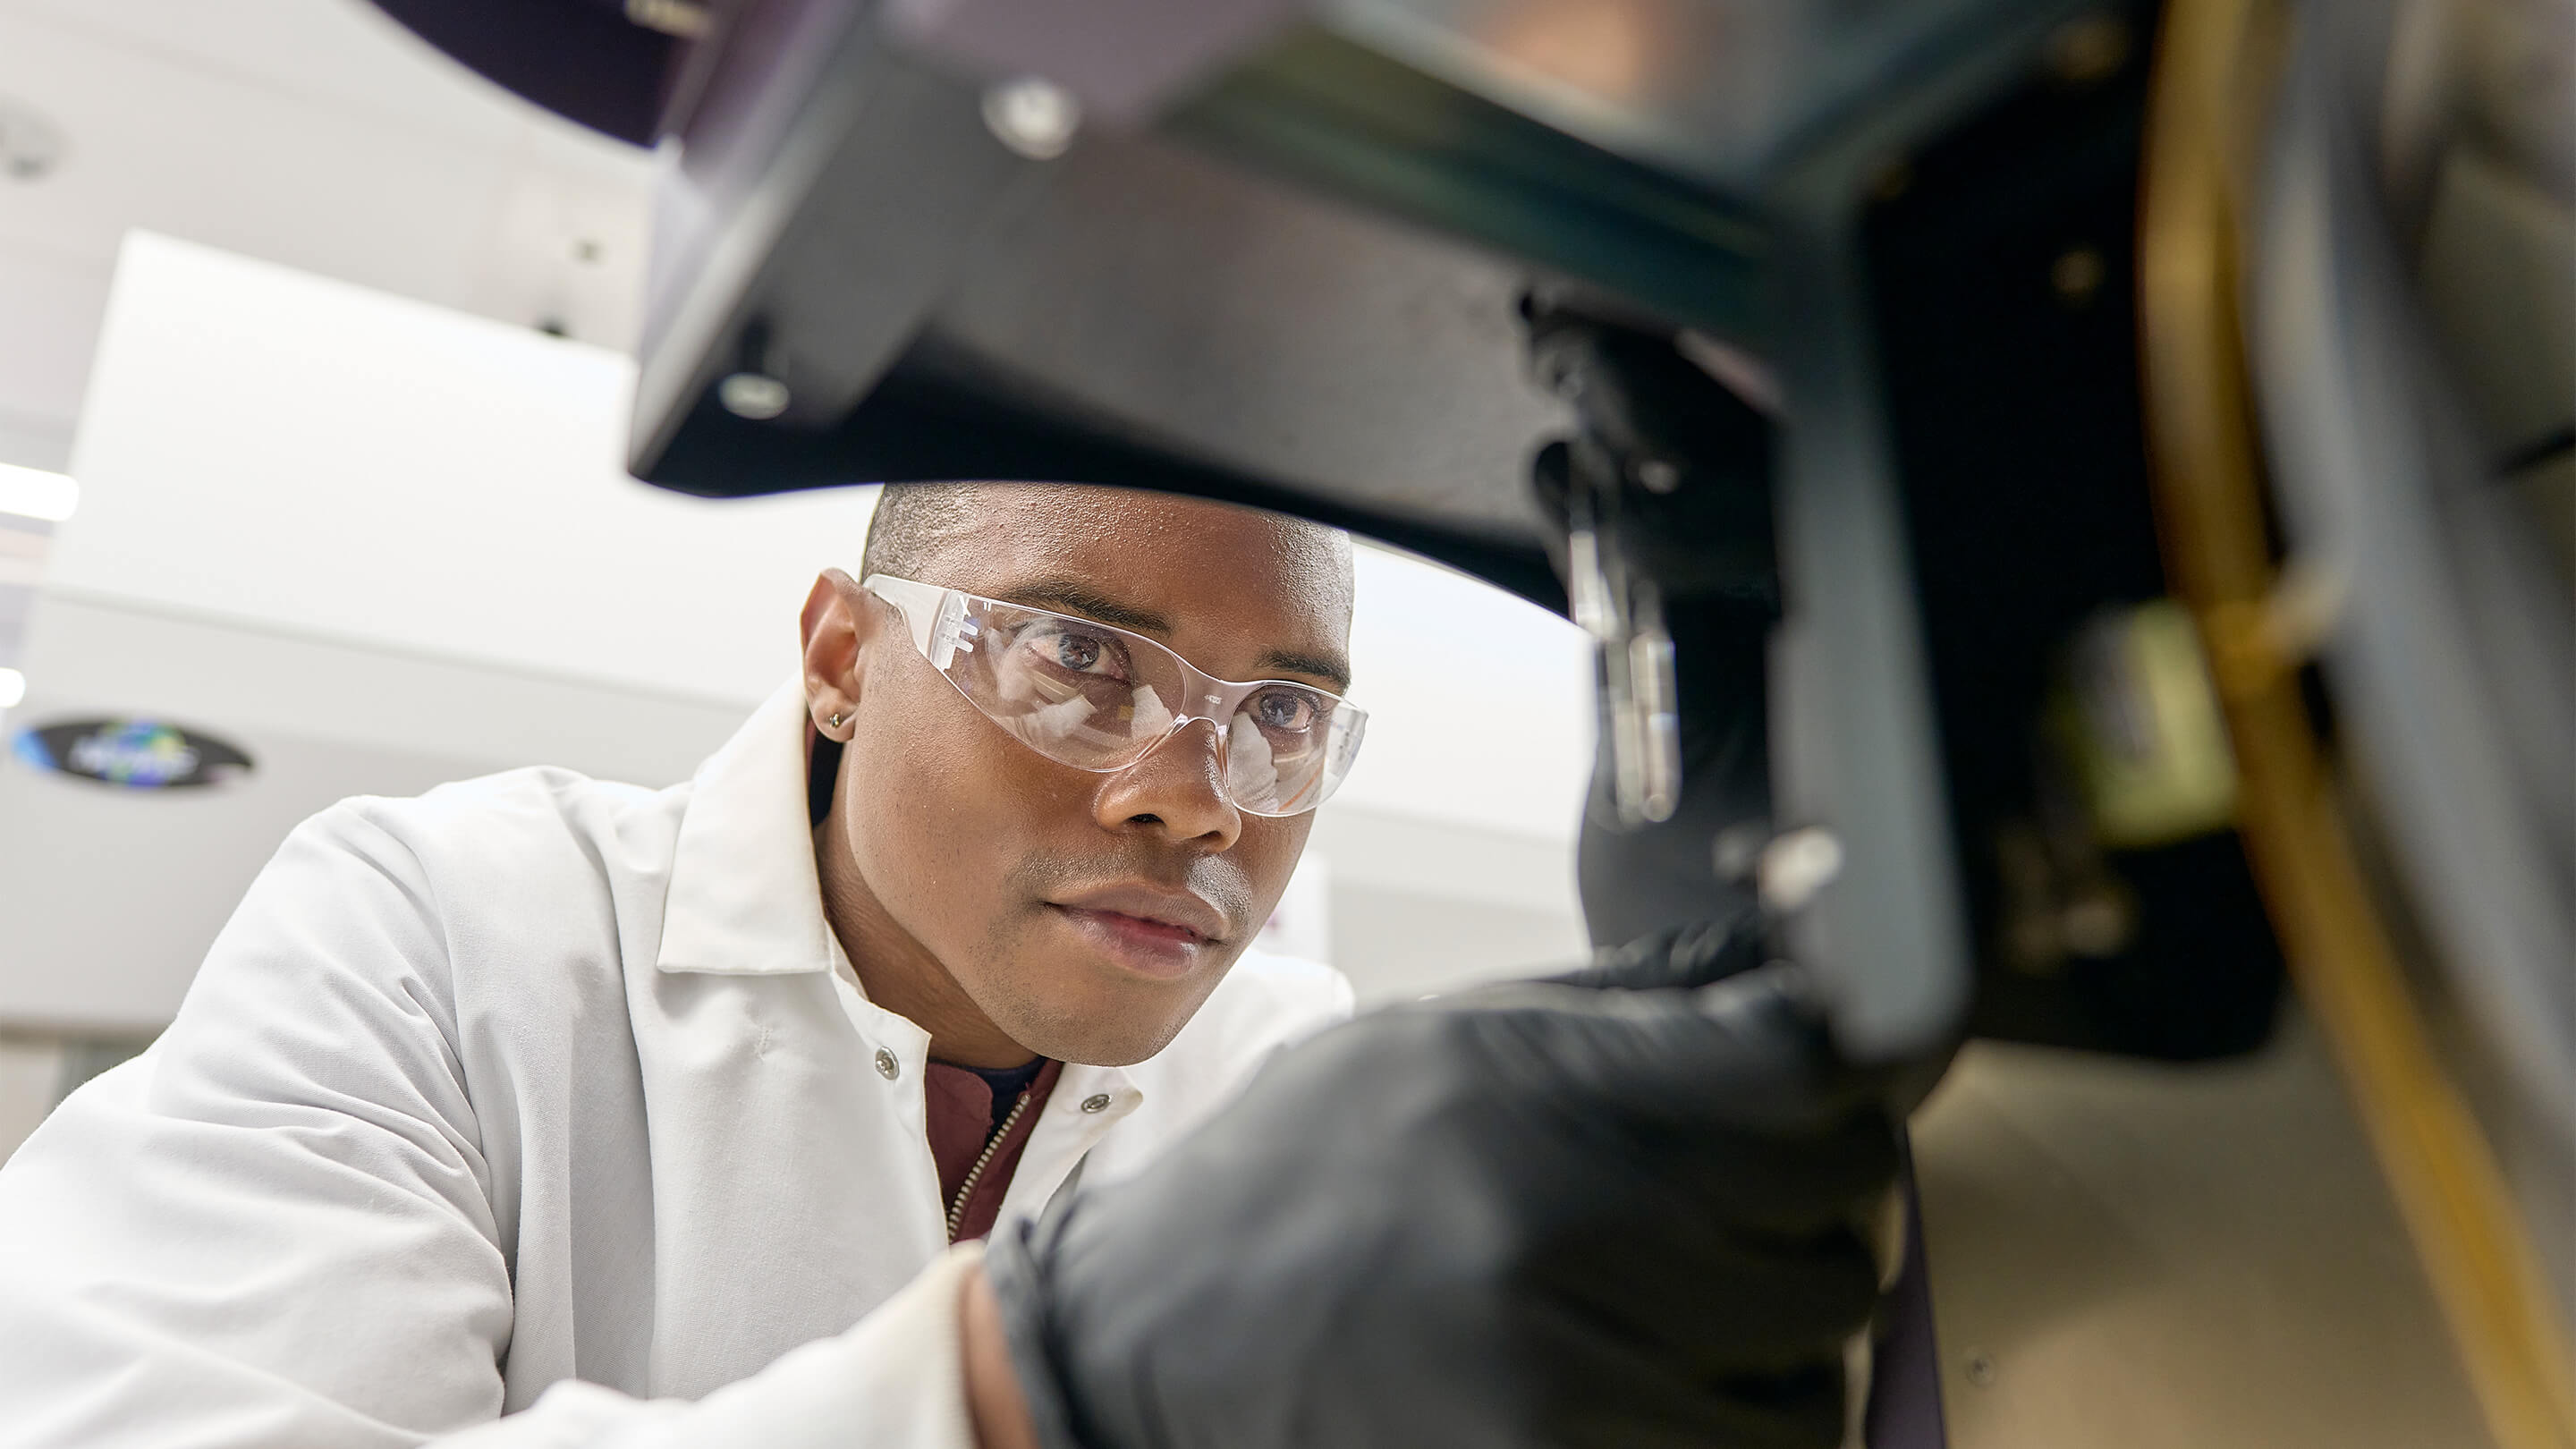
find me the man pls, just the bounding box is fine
[0,482,1894,1448]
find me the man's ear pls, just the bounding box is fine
[801,569,868,741]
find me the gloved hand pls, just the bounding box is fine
[982,919,1902,1449]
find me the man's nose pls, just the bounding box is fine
[1092,716,1242,850]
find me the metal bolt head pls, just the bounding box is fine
[874,1048,900,1080]
[983,78,1080,161]
[718,371,792,420]
[1079,1092,1113,1114]
[1758,827,1845,913]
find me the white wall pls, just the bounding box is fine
[0,0,656,474]
[0,600,751,1030]
[1339,544,1594,842]
[53,233,876,711]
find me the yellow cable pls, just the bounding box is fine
[2137,4,2576,1445]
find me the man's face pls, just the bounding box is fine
[817,487,1353,1066]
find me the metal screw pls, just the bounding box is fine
[718,371,792,420]
[983,78,1080,161]
[1966,1352,1999,1387]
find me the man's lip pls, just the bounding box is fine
[1046,884,1227,944]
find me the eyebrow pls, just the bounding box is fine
[999,579,1173,635]
[1257,648,1353,693]
[993,576,1352,692]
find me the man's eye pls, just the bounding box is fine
[1250,690,1319,733]
[1039,627,1126,679]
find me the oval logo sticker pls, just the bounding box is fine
[10,717,255,790]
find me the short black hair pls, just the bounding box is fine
[859,482,983,582]
[860,482,1353,597]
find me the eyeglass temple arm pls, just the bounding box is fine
[860,574,954,661]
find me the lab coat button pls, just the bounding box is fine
[1080,1093,1112,1114]
[874,1048,900,1080]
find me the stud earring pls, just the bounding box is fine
[827,711,847,729]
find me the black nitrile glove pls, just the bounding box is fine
[983,923,1899,1449]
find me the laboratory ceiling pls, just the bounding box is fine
[0,0,655,474]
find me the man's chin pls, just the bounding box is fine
[999,1008,1188,1069]
[979,945,1240,1068]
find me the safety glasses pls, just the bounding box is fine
[861,574,1366,818]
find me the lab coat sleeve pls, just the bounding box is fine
[436,1246,985,1449]
[0,802,977,1449]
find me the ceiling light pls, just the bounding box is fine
[0,462,79,521]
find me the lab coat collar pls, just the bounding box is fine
[819,921,1146,1148]
[654,679,1146,1140]
[655,680,840,976]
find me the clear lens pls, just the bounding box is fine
[953,605,1192,767]
[870,578,1362,817]
[1221,684,1360,815]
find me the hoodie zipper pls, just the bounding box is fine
[946,1088,1036,1242]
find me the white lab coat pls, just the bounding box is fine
[0,681,1352,1447]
